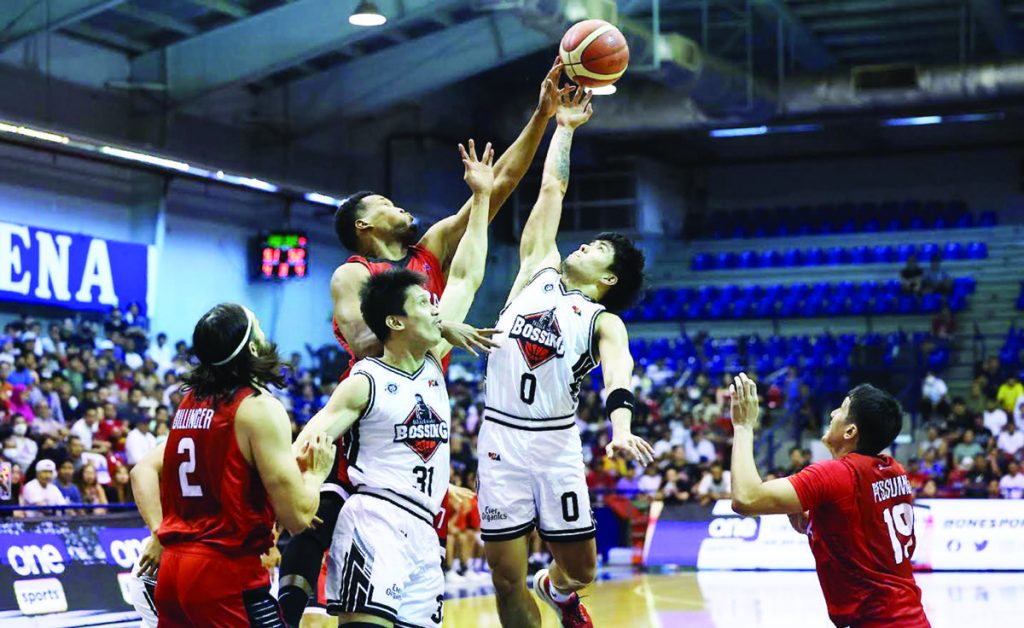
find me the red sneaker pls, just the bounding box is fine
[532,568,594,628]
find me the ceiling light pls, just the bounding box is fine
[588,84,617,96]
[709,126,768,138]
[305,192,344,206]
[349,1,387,27]
[100,146,189,171]
[883,116,942,127]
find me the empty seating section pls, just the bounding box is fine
[626,330,953,379]
[691,240,988,271]
[699,200,997,240]
[624,277,975,322]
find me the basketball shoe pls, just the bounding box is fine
[532,568,593,628]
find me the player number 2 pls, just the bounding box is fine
[882,503,914,565]
[414,465,434,496]
[177,437,203,498]
[520,373,537,405]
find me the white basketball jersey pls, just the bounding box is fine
[347,354,450,522]
[484,267,605,430]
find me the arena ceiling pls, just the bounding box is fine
[1,0,1023,189]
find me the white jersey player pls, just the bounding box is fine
[478,82,655,628]
[295,139,498,628]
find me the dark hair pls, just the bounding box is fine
[334,191,376,251]
[594,232,646,312]
[847,383,903,455]
[359,269,426,343]
[181,303,285,407]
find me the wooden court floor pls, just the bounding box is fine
[443,571,1024,627]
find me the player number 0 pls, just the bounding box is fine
[177,437,203,498]
[520,373,537,405]
[881,503,914,565]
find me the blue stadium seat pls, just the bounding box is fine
[717,251,738,269]
[782,248,803,267]
[738,250,759,269]
[805,247,825,266]
[896,244,916,262]
[921,293,942,313]
[943,242,965,260]
[849,246,869,264]
[919,243,939,260]
[872,245,895,263]
[826,247,848,265]
[691,252,713,270]
[966,241,987,259]
[978,210,998,227]
[760,250,782,268]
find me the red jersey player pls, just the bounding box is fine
[130,304,336,627]
[278,61,568,628]
[728,373,930,628]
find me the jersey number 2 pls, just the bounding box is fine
[882,503,914,565]
[177,437,203,498]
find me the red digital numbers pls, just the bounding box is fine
[258,235,307,280]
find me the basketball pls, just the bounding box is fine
[559,19,629,88]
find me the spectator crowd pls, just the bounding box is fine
[2,303,1022,524]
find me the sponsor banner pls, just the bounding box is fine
[643,499,1024,571]
[0,513,147,619]
[12,578,67,615]
[0,220,151,312]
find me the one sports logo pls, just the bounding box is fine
[393,394,449,462]
[508,308,565,370]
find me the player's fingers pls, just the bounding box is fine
[582,91,593,108]
[468,138,477,162]
[484,142,494,165]
[458,143,467,160]
[465,345,478,357]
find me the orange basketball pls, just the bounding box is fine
[559,19,629,88]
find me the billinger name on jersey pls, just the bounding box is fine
[171,408,215,430]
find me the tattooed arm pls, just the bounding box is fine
[505,87,593,304]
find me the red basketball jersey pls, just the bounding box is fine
[788,454,930,628]
[157,387,274,558]
[332,244,447,355]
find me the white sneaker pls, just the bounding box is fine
[445,570,467,587]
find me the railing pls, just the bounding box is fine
[0,502,137,516]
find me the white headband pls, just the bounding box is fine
[212,309,253,366]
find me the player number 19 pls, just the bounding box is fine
[881,503,914,565]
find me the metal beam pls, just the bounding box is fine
[134,0,463,103]
[752,0,837,71]
[811,9,963,32]
[282,12,551,128]
[968,0,1024,54]
[793,0,950,19]
[189,0,250,19]
[0,0,129,49]
[64,23,149,53]
[115,5,199,37]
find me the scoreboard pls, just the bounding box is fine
[252,232,308,280]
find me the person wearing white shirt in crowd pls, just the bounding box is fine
[1014,393,1024,429]
[921,372,948,417]
[983,397,1008,435]
[999,461,1024,499]
[19,459,67,516]
[688,430,717,464]
[696,462,731,506]
[125,420,157,466]
[3,415,38,469]
[645,359,675,388]
[996,421,1024,457]
[637,465,664,496]
[70,407,108,452]
[31,401,67,439]
[161,372,182,407]
[145,332,174,375]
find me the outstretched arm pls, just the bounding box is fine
[418,62,562,269]
[433,140,495,360]
[295,373,371,447]
[506,86,593,305]
[729,373,803,516]
[330,262,382,360]
[238,395,336,534]
[597,313,655,465]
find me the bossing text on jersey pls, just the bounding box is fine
[393,393,449,462]
[509,308,565,370]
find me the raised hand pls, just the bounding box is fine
[730,372,760,429]
[536,58,564,119]
[606,431,656,466]
[459,139,495,195]
[441,321,501,357]
[555,85,594,129]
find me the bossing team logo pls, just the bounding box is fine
[393,393,449,462]
[508,308,565,370]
